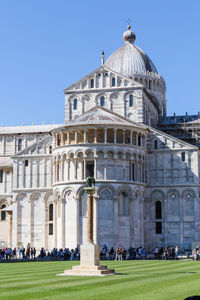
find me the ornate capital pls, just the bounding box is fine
[84,187,96,196]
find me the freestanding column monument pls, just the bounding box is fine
[58,177,115,276]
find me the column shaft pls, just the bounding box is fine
[87,194,93,243]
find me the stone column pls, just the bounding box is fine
[61,198,65,248]
[54,200,57,248]
[87,194,93,243]
[130,130,133,145]
[61,132,64,146]
[75,131,78,144]
[84,158,86,179]
[104,128,107,143]
[93,195,98,245]
[7,211,13,248]
[114,129,117,144]
[84,129,86,143]
[94,129,97,143]
[123,130,125,144]
[67,131,70,145]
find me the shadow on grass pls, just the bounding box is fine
[114,272,129,275]
[184,296,200,300]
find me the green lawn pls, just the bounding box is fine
[0,260,200,300]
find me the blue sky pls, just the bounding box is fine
[0,0,200,126]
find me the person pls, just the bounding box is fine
[115,247,119,261]
[196,245,200,261]
[21,246,25,259]
[193,248,197,261]
[18,247,22,259]
[175,245,179,260]
[154,247,159,259]
[118,248,123,261]
[163,248,168,260]
[158,247,164,259]
[109,247,114,260]
[13,248,16,259]
[142,248,147,260]
[122,248,127,260]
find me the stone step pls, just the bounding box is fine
[60,269,115,276]
[72,265,108,271]
[58,266,115,277]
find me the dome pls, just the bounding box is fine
[105,26,158,77]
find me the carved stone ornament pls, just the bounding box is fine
[170,193,176,200]
[184,192,193,200]
[81,80,87,89]
[66,190,72,197]
[100,188,112,200]
[117,77,122,86]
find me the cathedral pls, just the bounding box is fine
[0,26,200,252]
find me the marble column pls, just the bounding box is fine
[123,130,125,144]
[114,129,117,144]
[130,130,133,145]
[87,194,93,243]
[104,128,107,143]
[67,132,69,145]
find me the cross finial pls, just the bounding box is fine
[126,18,132,29]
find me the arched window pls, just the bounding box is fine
[90,79,94,88]
[155,201,162,234]
[57,135,60,147]
[154,140,158,149]
[0,170,3,183]
[56,162,59,182]
[49,145,52,154]
[49,204,53,221]
[155,201,162,219]
[18,139,22,151]
[138,135,141,146]
[1,204,6,221]
[129,95,133,107]
[100,96,105,107]
[182,152,185,162]
[111,77,115,87]
[73,98,78,110]
[119,192,129,216]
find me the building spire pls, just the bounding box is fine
[101,50,105,65]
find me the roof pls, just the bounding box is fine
[0,157,13,168]
[105,43,158,77]
[0,124,63,135]
[66,106,145,129]
[160,115,200,125]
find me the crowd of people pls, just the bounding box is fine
[0,246,80,261]
[0,246,37,260]
[100,245,147,260]
[0,244,197,262]
[153,245,180,260]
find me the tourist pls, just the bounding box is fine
[193,248,197,261]
[163,248,168,260]
[175,245,179,260]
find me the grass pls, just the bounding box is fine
[0,260,200,300]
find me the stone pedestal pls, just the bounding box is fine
[80,242,100,266]
[57,183,115,277]
[57,242,115,276]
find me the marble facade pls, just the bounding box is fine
[0,26,199,252]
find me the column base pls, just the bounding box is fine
[57,242,115,277]
[80,242,100,266]
[57,265,115,277]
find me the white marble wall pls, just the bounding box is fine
[64,67,165,127]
